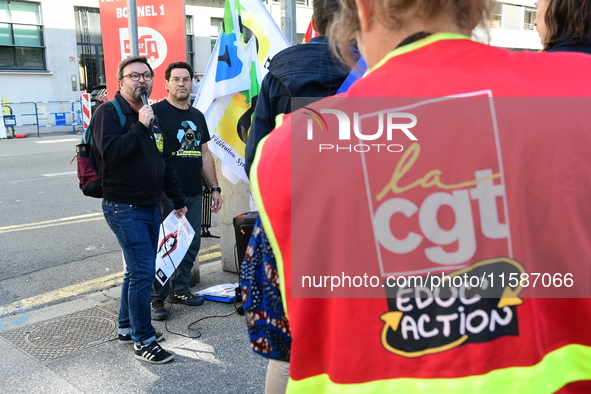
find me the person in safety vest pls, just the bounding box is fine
[250,0,591,392]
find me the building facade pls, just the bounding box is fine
[0,0,313,104]
[475,0,542,51]
[0,0,539,105]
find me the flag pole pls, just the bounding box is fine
[281,0,297,45]
[122,0,139,274]
[127,0,139,56]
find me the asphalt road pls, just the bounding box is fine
[0,132,267,394]
[0,132,221,313]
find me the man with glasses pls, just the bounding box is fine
[91,56,187,364]
[150,61,223,321]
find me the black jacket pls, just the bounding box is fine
[548,40,591,55]
[245,36,355,176]
[91,92,185,208]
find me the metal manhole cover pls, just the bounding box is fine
[26,316,115,347]
[0,307,118,361]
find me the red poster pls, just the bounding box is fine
[99,0,186,103]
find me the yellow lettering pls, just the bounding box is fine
[376,143,500,201]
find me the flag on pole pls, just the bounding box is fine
[196,0,289,183]
[302,17,319,44]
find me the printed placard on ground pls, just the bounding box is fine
[155,211,195,286]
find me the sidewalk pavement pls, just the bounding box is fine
[0,260,268,393]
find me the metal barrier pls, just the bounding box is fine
[2,103,15,138]
[2,102,40,137]
[35,100,83,134]
[1,100,84,138]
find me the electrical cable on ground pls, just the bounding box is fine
[157,221,245,339]
[161,285,244,339]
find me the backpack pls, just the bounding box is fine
[75,99,126,198]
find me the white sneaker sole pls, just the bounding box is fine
[134,353,174,364]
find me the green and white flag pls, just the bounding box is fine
[196,0,289,183]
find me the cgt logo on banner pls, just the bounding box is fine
[358,93,521,357]
[303,106,417,153]
[99,0,186,103]
[373,145,506,266]
[292,93,527,357]
[354,93,512,276]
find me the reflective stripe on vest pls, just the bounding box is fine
[250,36,591,393]
[286,344,591,393]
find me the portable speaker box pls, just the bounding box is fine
[233,211,259,271]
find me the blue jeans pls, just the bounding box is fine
[102,200,159,345]
[152,193,203,299]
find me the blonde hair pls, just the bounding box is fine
[329,0,490,66]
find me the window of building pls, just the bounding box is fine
[0,0,45,70]
[186,16,194,70]
[272,0,309,5]
[524,8,537,30]
[485,2,539,31]
[211,17,223,53]
[485,1,502,28]
[75,7,103,92]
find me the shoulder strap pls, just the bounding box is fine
[82,124,92,144]
[96,99,127,182]
[108,99,126,128]
[82,99,126,145]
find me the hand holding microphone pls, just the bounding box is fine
[138,87,154,128]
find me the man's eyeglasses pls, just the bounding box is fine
[123,72,153,82]
[170,77,192,85]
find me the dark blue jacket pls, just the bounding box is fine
[245,36,356,176]
[547,40,591,55]
[91,92,185,208]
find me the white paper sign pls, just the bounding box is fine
[155,211,195,286]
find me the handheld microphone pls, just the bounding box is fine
[139,87,155,129]
[139,87,149,106]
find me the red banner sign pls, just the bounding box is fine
[99,0,186,103]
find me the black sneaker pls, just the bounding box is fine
[151,299,168,321]
[118,331,164,344]
[133,341,174,364]
[167,290,204,306]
